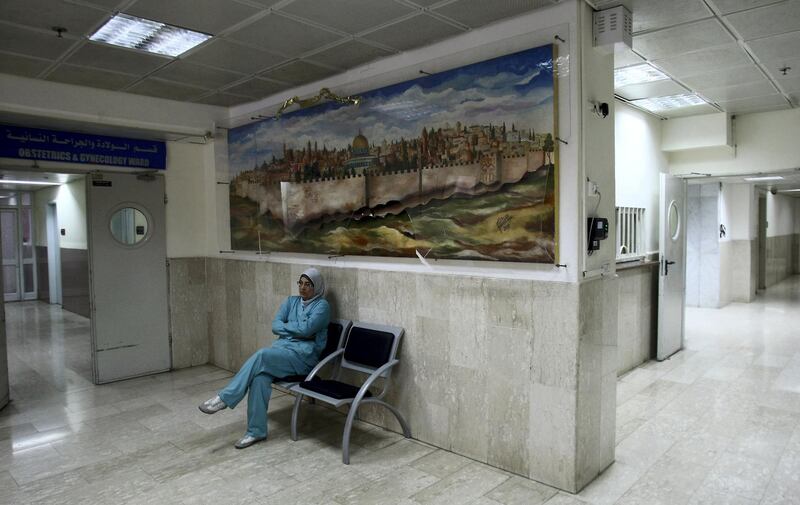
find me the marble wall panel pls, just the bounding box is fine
[168,257,616,493]
[576,276,617,491]
[60,248,90,317]
[36,245,49,302]
[616,264,656,376]
[728,240,756,303]
[793,234,800,274]
[765,234,794,288]
[686,187,722,308]
[168,258,208,369]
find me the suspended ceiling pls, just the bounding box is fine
[0,0,798,117]
[598,0,800,118]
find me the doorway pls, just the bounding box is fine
[758,192,767,291]
[0,191,36,302]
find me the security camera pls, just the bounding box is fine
[599,102,609,118]
[770,188,778,195]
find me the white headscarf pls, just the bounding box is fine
[300,267,325,307]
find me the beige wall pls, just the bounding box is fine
[169,256,617,493]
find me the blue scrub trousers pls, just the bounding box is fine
[217,346,310,439]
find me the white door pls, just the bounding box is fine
[87,173,170,384]
[1,209,20,302]
[46,203,62,305]
[657,174,688,360]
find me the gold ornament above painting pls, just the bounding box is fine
[228,43,558,263]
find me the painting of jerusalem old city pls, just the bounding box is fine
[228,44,558,262]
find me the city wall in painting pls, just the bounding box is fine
[233,149,545,230]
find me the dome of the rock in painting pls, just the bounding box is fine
[352,132,369,152]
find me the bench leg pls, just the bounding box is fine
[361,398,412,438]
[342,399,362,465]
[291,394,303,441]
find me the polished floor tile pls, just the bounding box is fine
[1,276,799,504]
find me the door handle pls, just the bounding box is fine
[664,259,676,275]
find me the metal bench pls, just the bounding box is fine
[289,321,411,464]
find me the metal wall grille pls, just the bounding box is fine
[616,206,645,260]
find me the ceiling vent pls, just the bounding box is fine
[593,5,632,53]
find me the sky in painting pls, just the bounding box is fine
[228,44,554,175]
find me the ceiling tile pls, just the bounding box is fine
[67,42,171,75]
[125,0,261,35]
[0,24,76,60]
[791,92,800,106]
[652,43,751,78]
[626,0,712,34]
[775,75,800,93]
[224,78,287,99]
[279,0,415,34]
[228,13,343,58]
[194,92,252,106]
[725,1,800,40]
[184,39,287,74]
[717,93,789,113]
[244,0,283,6]
[405,0,447,6]
[0,0,109,36]
[659,103,720,118]
[747,31,800,64]
[615,47,645,68]
[711,0,786,15]
[633,19,734,60]
[81,0,128,8]
[0,52,52,78]
[362,13,464,52]
[697,80,777,102]
[432,0,558,29]
[306,40,393,70]
[45,64,138,91]
[616,79,686,100]
[127,78,208,101]
[151,60,245,89]
[682,64,767,88]
[260,60,339,86]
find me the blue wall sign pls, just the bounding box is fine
[0,125,166,170]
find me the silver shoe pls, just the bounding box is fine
[198,395,226,414]
[234,434,266,449]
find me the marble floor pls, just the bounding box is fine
[0,275,798,504]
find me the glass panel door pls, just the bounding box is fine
[1,209,20,302]
[21,207,36,300]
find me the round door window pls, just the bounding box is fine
[109,207,149,245]
[668,200,681,241]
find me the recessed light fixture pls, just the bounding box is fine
[630,94,706,112]
[0,180,60,186]
[90,13,211,57]
[614,64,669,88]
[744,176,784,181]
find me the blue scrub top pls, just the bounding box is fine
[271,296,330,368]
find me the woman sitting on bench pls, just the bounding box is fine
[199,267,330,449]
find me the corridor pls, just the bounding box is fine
[1,276,799,504]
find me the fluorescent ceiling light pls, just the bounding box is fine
[90,13,211,57]
[744,176,784,181]
[782,189,800,192]
[630,94,706,112]
[614,64,669,88]
[0,180,60,186]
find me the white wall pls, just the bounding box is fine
[164,141,219,257]
[33,178,87,250]
[669,109,800,176]
[614,103,665,254]
[767,192,796,237]
[662,113,731,152]
[720,183,756,242]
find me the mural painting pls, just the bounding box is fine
[228,44,558,262]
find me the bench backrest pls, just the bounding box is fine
[324,319,352,360]
[341,321,403,378]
